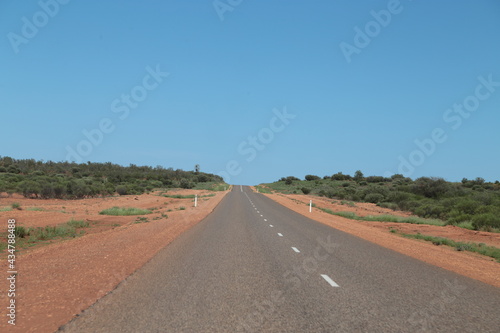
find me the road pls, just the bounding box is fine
[59,186,500,332]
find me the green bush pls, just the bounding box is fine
[377,202,399,210]
[116,185,128,195]
[301,187,311,194]
[364,193,384,204]
[472,213,500,231]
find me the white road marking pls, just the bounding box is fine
[264,219,267,222]
[269,225,274,227]
[278,233,283,237]
[257,211,260,213]
[292,247,300,253]
[260,214,263,217]
[321,274,339,287]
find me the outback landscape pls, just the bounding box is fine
[1,158,499,332]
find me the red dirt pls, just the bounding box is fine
[0,189,229,333]
[259,190,500,288]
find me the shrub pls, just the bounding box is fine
[413,203,446,219]
[17,181,41,198]
[11,202,21,210]
[305,175,320,181]
[301,187,311,194]
[377,202,398,210]
[472,213,500,231]
[116,185,128,195]
[331,172,351,181]
[67,219,89,228]
[180,179,194,189]
[364,193,384,204]
[455,198,480,215]
[411,177,449,198]
[14,226,28,238]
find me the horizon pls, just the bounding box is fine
[2,1,499,184]
[0,155,497,187]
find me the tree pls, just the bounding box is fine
[354,170,364,182]
[305,175,320,181]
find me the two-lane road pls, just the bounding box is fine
[60,186,500,332]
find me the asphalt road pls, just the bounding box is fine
[59,186,500,332]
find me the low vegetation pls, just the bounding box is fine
[400,233,500,262]
[0,156,225,199]
[265,171,500,231]
[0,219,91,252]
[99,207,152,216]
[317,207,445,226]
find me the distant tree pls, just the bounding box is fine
[305,175,320,181]
[412,177,448,198]
[331,172,351,181]
[354,170,364,182]
[474,177,485,185]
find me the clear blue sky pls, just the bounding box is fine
[1,0,499,185]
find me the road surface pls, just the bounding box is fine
[59,186,500,332]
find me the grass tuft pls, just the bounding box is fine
[317,207,445,226]
[67,219,89,228]
[26,207,44,211]
[401,233,500,262]
[99,207,152,216]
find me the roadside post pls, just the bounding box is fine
[309,200,312,213]
[194,194,198,207]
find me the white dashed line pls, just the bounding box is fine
[269,225,274,227]
[292,247,300,253]
[277,233,283,237]
[321,274,339,287]
[260,215,263,217]
[264,219,267,222]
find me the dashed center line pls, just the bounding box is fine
[264,219,267,222]
[321,274,339,287]
[269,225,274,227]
[277,233,283,237]
[292,247,300,253]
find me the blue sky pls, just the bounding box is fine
[1,0,499,185]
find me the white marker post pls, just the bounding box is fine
[194,194,198,207]
[309,200,312,213]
